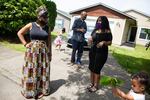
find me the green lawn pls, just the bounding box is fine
[109,45,150,74]
[0,32,65,52]
[51,31,57,42]
[0,41,26,52]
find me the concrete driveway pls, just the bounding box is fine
[1,44,148,100]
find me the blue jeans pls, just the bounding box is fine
[71,40,84,63]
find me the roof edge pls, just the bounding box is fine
[124,9,150,18]
[69,2,136,20]
[57,9,71,19]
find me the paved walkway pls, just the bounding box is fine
[0,44,148,100]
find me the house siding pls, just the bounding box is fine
[70,6,134,45]
[71,6,128,19]
[53,14,70,33]
[126,11,150,45]
[112,19,126,45]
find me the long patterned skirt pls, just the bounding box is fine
[21,40,50,99]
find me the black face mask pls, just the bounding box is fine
[39,20,48,25]
[82,16,87,20]
[38,15,48,25]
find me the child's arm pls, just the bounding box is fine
[112,88,134,100]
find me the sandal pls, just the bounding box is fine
[88,86,98,92]
[21,91,34,99]
[44,92,50,96]
[87,83,94,90]
[34,92,44,99]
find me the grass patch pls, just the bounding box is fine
[109,45,150,74]
[51,31,57,42]
[0,41,25,52]
[51,31,67,42]
[0,31,66,52]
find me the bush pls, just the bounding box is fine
[0,0,57,40]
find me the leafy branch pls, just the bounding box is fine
[100,75,124,87]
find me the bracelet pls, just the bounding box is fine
[24,43,27,47]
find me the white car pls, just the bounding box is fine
[67,26,94,49]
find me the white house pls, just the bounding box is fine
[69,3,150,46]
[124,9,150,45]
[53,10,71,33]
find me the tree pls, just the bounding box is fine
[43,0,57,31]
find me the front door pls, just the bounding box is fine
[129,27,137,42]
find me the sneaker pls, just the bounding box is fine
[76,61,82,68]
[76,61,82,65]
[87,83,94,90]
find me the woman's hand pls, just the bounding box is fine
[97,41,104,48]
[25,42,32,48]
[88,36,93,45]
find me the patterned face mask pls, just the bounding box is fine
[95,23,102,29]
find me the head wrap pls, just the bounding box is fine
[38,9,48,17]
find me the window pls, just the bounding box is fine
[109,21,114,27]
[87,26,94,33]
[85,20,96,33]
[55,19,64,29]
[85,26,94,38]
[109,21,114,31]
[139,28,150,40]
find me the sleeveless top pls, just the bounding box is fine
[30,22,49,41]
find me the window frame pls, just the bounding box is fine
[55,19,64,29]
[139,28,150,40]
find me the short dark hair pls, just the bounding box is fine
[62,28,66,33]
[132,71,150,93]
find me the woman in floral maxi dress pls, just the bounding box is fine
[17,6,51,99]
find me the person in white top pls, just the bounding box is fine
[112,71,150,100]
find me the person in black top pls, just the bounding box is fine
[17,6,51,99]
[87,16,113,92]
[71,11,87,67]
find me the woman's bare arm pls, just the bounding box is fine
[17,23,32,46]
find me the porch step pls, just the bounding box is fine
[122,42,135,47]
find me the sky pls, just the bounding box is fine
[51,0,150,16]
